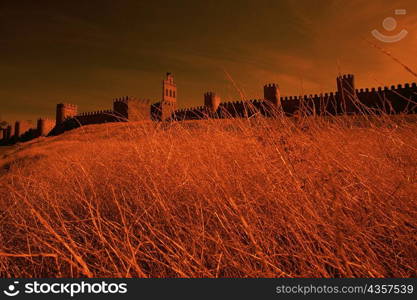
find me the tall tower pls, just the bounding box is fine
[56,103,78,125]
[154,72,177,120]
[263,83,281,106]
[336,74,356,114]
[204,92,221,113]
[162,72,177,104]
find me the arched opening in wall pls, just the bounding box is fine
[166,89,168,96]
[169,90,172,97]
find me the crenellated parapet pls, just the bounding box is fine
[201,98,265,119]
[204,92,221,113]
[263,83,281,106]
[113,96,151,105]
[276,78,417,116]
[73,109,118,125]
[113,96,152,121]
[171,105,210,120]
[77,109,114,117]
[56,103,78,125]
[279,92,339,116]
[353,82,417,113]
[2,72,417,146]
[172,96,287,121]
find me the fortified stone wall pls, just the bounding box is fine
[75,110,117,125]
[170,75,417,121]
[1,73,416,146]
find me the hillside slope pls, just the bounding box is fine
[0,117,416,277]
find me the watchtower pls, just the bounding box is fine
[113,97,151,121]
[152,72,178,121]
[56,103,78,125]
[204,92,221,113]
[264,83,281,106]
[162,72,177,104]
[336,74,356,114]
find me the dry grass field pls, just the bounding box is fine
[0,115,416,278]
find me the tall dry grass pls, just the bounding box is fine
[0,114,416,277]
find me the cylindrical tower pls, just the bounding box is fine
[263,83,281,106]
[204,92,221,113]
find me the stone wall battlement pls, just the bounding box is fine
[1,73,416,146]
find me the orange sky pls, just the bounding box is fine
[0,0,416,123]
